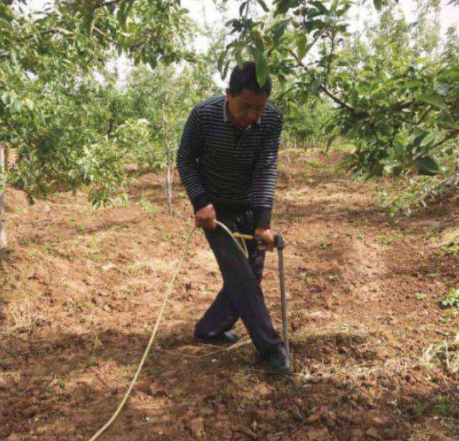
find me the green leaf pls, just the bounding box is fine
[297,33,307,60]
[420,132,436,147]
[394,132,408,148]
[235,50,244,68]
[256,0,269,12]
[275,0,291,15]
[256,52,268,87]
[417,93,447,109]
[415,156,439,175]
[311,1,329,14]
[217,50,226,74]
[83,11,95,37]
[373,0,383,11]
[404,80,423,89]
[23,98,35,111]
[253,30,264,53]
[272,19,290,45]
[394,144,405,160]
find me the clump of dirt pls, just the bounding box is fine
[1,149,458,440]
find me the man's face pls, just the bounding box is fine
[226,89,268,129]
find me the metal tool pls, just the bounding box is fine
[233,232,290,358]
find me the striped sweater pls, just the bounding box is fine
[176,95,283,228]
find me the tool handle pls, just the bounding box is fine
[233,232,285,249]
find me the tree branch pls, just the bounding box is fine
[319,84,357,112]
[287,47,357,112]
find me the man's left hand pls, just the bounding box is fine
[255,227,275,252]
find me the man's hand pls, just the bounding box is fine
[195,204,217,230]
[255,227,275,252]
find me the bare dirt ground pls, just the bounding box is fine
[1,149,458,441]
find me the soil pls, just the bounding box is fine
[1,149,458,441]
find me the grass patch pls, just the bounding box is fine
[421,333,459,374]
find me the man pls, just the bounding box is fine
[177,62,292,374]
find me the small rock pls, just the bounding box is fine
[254,383,271,397]
[304,413,321,424]
[7,434,21,441]
[305,427,330,441]
[188,417,205,439]
[366,427,379,439]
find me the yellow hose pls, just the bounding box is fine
[88,220,249,441]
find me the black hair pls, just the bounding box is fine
[228,61,272,97]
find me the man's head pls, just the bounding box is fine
[226,62,272,129]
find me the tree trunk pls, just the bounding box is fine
[166,161,174,216]
[0,142,7,254]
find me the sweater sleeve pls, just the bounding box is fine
[252,113,283,229]
[176,107,211,212]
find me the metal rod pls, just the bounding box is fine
[233,231,290,357]
[276,235,290,358]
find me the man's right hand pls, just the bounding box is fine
[195,204,217,230]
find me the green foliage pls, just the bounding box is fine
[215,0,458,188]
[441,288,459,309]
[329,4,458,178]
[0,1,212,207]
[122,61,219,173]
[378,175,453,217]
[1,0,458,213]
[58,0,194,67]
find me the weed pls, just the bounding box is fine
[421,333,459,374]
[14,207,28,215]
[378,176,446,217]
[440,288,459,309]
[415,402,427,417]
[378,231,406,245]
[139,198,158,214]
[76,225,86,234]
[19,235,33,246]
[432,396,455,417]
[440,241,459,255]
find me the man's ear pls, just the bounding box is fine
[225,88,232,100]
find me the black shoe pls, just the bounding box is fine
[261,344,293,375]
[194,330,240,344]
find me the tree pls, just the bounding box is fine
[123,59,220,214]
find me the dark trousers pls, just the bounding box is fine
[195,206,282,352]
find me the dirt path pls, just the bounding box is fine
[1,149,458,441]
